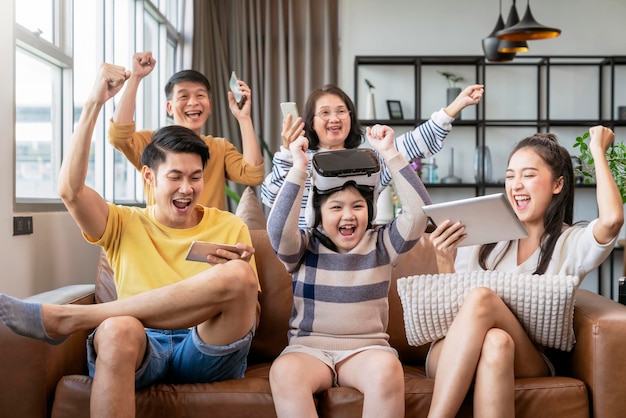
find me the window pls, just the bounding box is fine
[14,0,186,209]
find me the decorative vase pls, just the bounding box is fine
[474,145,493,183]
[446,87,462,120]
[440,147,462,184]
[366,91,376,119]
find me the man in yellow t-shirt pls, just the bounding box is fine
[109,51,265,210]
[0,63,260,418]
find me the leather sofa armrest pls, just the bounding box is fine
[570,289,626,418]
[0,284,96,418]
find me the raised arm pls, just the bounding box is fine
[260,113,306,207]
[588,125,624,244]
[443,84,484,119]
[59,63,130,240]
[368,125,428,243]
[111,51,155,125]
[266,137,310,270]
[227,79,264,167]
[384,85,483,187]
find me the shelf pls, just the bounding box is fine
[354,55,626,200]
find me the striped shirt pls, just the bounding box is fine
[262,109,452,227]
[267,153,428,350]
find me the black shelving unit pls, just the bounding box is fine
[355,55,626,197]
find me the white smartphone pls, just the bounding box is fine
[185,241,244,263]
[280,102,300,126]
[229,71,246,108]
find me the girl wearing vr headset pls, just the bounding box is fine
[261,83,483,227]
[266,125,429,418]
[424,126,623,417]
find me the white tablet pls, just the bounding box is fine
[422,193,528,247]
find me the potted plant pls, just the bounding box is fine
[438,71,464,118]
[574,131,626,203]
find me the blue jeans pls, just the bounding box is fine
[87,326,254,389]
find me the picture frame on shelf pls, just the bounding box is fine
[387,100,404,120]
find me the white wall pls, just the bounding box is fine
[338,0,626,298]
[338,0,626,89]
[0,0,624,298]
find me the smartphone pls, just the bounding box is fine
[229,71,246,109]
[185,241,244,263]
[280,102,300,127]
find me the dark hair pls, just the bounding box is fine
[164,70,211,100]
[141,125,210,171]
[478,133,574,274]
[312,182,375,229]
[303,84,363,150]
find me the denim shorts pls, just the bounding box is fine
[87,326,254,389]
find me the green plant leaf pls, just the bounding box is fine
[574,131,626,204]
[225,184,241,204]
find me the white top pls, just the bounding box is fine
[455,219,617,281]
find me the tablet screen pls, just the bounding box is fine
[422,193,528,247]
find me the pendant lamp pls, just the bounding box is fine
[496,0,561,41]
[497,0,529,53]
[482,0,516,62]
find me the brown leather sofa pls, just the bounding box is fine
[1,191,626,417]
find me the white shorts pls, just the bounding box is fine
[278,344,398,386]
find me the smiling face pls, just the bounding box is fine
[505,147,564,230]
[312,93,352,150]
[166,81,212,134]
[143,151,204,229]
[319,185,369,252]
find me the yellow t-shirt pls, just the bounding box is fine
[86,203,258,299]
[108,120,266,210]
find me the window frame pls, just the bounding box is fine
[13,0,185,212]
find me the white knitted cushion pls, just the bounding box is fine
[396,270,580,351]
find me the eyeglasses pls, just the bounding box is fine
[314,108,351,120]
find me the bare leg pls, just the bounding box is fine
[426,287,549,418]
[1,260,258,346]
[336,349,405,418]
[473,328,515,418]
[270,352,334,418]
[90,316,147,418]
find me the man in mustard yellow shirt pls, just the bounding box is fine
[109,51,265,210]
[0,63,260,418]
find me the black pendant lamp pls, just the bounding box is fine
[497,0,529,53]
[482,0,516,62]
[496,0,561,41]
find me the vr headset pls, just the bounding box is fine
[305,148,381,227]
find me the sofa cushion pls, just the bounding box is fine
[95,249,117,304]
[235,186,267,230]
[248,229,292,364]
[397,270,580,351]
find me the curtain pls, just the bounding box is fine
[191,0,339,199]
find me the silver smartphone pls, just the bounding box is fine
[280,102,300,126]
[185,241,244,263]
[229,71,246,108]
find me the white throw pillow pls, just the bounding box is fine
[396,270,580,351]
